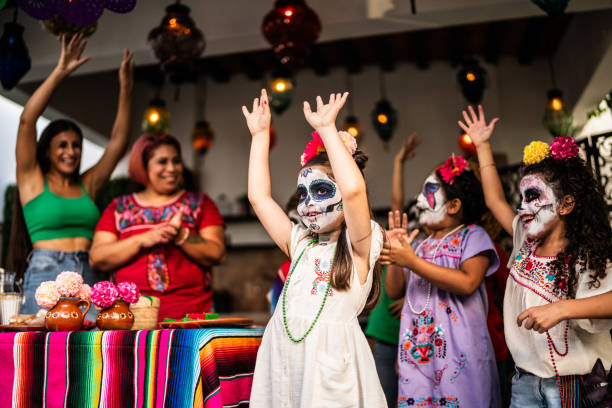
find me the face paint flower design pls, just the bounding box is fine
[518,174,559,238]
[416,173,447,227]
[297,168,343,232]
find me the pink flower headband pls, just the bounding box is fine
[300,131,358,166]
[437,154,468,185]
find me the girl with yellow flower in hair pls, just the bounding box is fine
[460,105,612,408]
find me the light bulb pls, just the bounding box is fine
[377,114,388,124]
[149,112,160,124]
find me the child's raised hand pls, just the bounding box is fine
[457,105,499,148]
[242,89,271,136]
[395,132,420,163]
[303,92,349,131]
[517,302,566,333]
[380,228,420,267]
[386,210,409,244]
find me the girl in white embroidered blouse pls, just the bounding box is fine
[460,105,612,408]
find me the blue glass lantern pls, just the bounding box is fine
[0,22,31,90]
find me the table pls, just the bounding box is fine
[0,327,264,408]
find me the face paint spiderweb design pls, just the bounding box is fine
[297,168,343,232]
[518,174,559,238]
[416,173,447,227]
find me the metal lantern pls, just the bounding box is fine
[141,98,171,134]
[262,0,321,67]
[457,59,487,104]
[372,99,397,144]
[0,22,31,90]
[147,2,205,84]
[16,0,136,26]
[43,14,97,38]
[543,89,573,137]
[531,0,570,16]
[268,76,294,114]
[343,115,361,138]
[192,120,214,155]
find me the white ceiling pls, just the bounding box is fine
[1,0,611,82]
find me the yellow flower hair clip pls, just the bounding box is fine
[523,141,550,166]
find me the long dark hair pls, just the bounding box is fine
[523,156,612,298]
[301,150,383,310]
[8,119,84,280]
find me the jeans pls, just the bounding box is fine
[510,367,562,408]
[373,340,398,408]
[22,249,101,320]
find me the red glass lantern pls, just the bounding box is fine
[458,131,476,157]
[262,0,321,67]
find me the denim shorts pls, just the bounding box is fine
[510,367,562,408]
[22,249,101,319]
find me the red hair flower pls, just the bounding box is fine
[550,136,579,161]
[437,154,468,185]
[300,131,325,166]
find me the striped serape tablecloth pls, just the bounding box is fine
[0,327,264,408]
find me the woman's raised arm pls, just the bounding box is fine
[16,34,90,201]
[82,48,134,198]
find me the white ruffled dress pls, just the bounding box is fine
[250,220,387,408]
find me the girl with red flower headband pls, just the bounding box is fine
[381,152,502,407]
[243,90,387,406]
[461,105,612,408]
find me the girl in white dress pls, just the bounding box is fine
[460,105,612,407]
[242,89,387,407]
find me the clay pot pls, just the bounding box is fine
[96,299,134,330]
[45,298,91,331]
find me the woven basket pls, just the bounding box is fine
[130,296,160,330]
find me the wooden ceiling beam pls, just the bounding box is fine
[517,18,539,65]
[375,37,395,72]
[449,26,468,67]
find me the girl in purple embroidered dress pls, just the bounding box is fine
[382,156,501,407]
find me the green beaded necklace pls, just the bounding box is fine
[282,239,336,343]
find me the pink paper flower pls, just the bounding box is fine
[437,154,468,185]
[300,131,358,166]
[77,284,91,301]
[35,281,60,309]
[550,136,579,161]
[55,271,83,297]
[116,281,140,304]
[90,281,118,308]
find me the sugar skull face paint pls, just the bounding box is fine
[416,173,447,226]
[518,174,559,238]
[297,168,343,232]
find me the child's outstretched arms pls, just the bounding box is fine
[458,105,515,235]
[392,132,420,212]
[243,89,293,256]
[303,93,372,283]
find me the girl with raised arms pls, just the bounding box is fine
[381,153,501,407]
[242,89,387,407]
[461,105,612,407]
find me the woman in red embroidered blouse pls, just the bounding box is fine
[90,133,226,320]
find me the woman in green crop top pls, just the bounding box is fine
[11,34,134,314]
